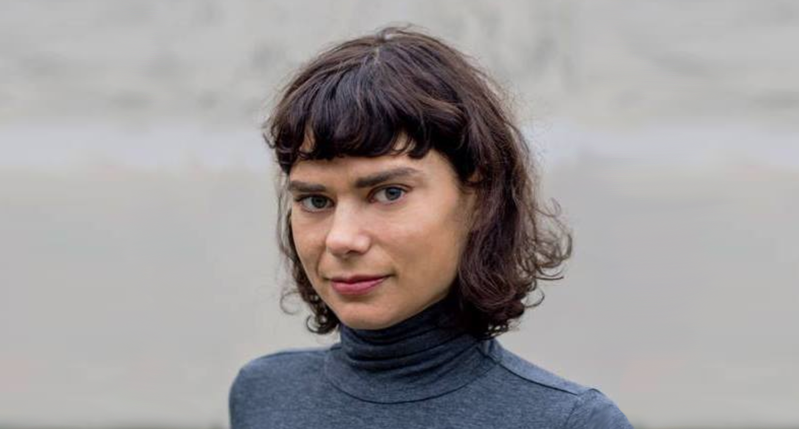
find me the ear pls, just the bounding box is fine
[461,185,480,233]
[462,170,482,231]
[465,170,482,187]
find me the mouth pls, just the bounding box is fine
[330,275,389,296]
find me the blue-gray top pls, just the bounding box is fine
[229,298,633,429]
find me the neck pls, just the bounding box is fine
[323,295,498,403]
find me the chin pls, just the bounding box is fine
[335,304,399,330]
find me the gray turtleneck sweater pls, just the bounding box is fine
[229,299,633,428]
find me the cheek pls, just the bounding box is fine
[291,217,324,277]
[391,205,465,278]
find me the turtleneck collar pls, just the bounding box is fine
[324,295,499,403]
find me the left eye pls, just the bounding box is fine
[373,186,406,203]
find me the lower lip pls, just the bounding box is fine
[331,276,388,296]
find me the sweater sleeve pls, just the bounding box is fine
[561,389,634,429]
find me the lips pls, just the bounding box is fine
[330,275,388,296]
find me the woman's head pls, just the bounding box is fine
[265,25,572,339]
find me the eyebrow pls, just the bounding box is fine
[287,167,423,194]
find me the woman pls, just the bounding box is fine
[229,26,633,428]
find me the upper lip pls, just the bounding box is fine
[329,274,388,283]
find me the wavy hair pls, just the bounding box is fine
[264,25,572,339]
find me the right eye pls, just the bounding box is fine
[295,195,332,212]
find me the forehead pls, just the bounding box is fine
[288,153,422,185]
[287,149,459,193]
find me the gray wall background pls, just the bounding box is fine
[2,1,798,428]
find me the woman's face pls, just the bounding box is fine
[288,144,476,330]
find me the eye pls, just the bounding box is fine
[295,195,331,212]
[373,186,407,204]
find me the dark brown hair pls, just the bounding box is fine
[265,25,572,339]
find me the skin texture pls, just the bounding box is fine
[288,145,476,330]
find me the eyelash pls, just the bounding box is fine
[293,186,408,213]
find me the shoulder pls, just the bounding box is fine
[229,346,328,403]
[228,346,328,429]
[231,345,327,384]
[485,340,634,429]
[560,388,635,429]
[490,341,588,396]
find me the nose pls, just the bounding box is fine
[325,205,371,259]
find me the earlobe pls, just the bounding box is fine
[465,170,482,187]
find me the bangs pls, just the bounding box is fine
[301,63,429,163]
[267,42,467,173]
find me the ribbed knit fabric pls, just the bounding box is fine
[229,298,634,428]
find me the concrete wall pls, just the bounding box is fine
[2,1,798,428]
